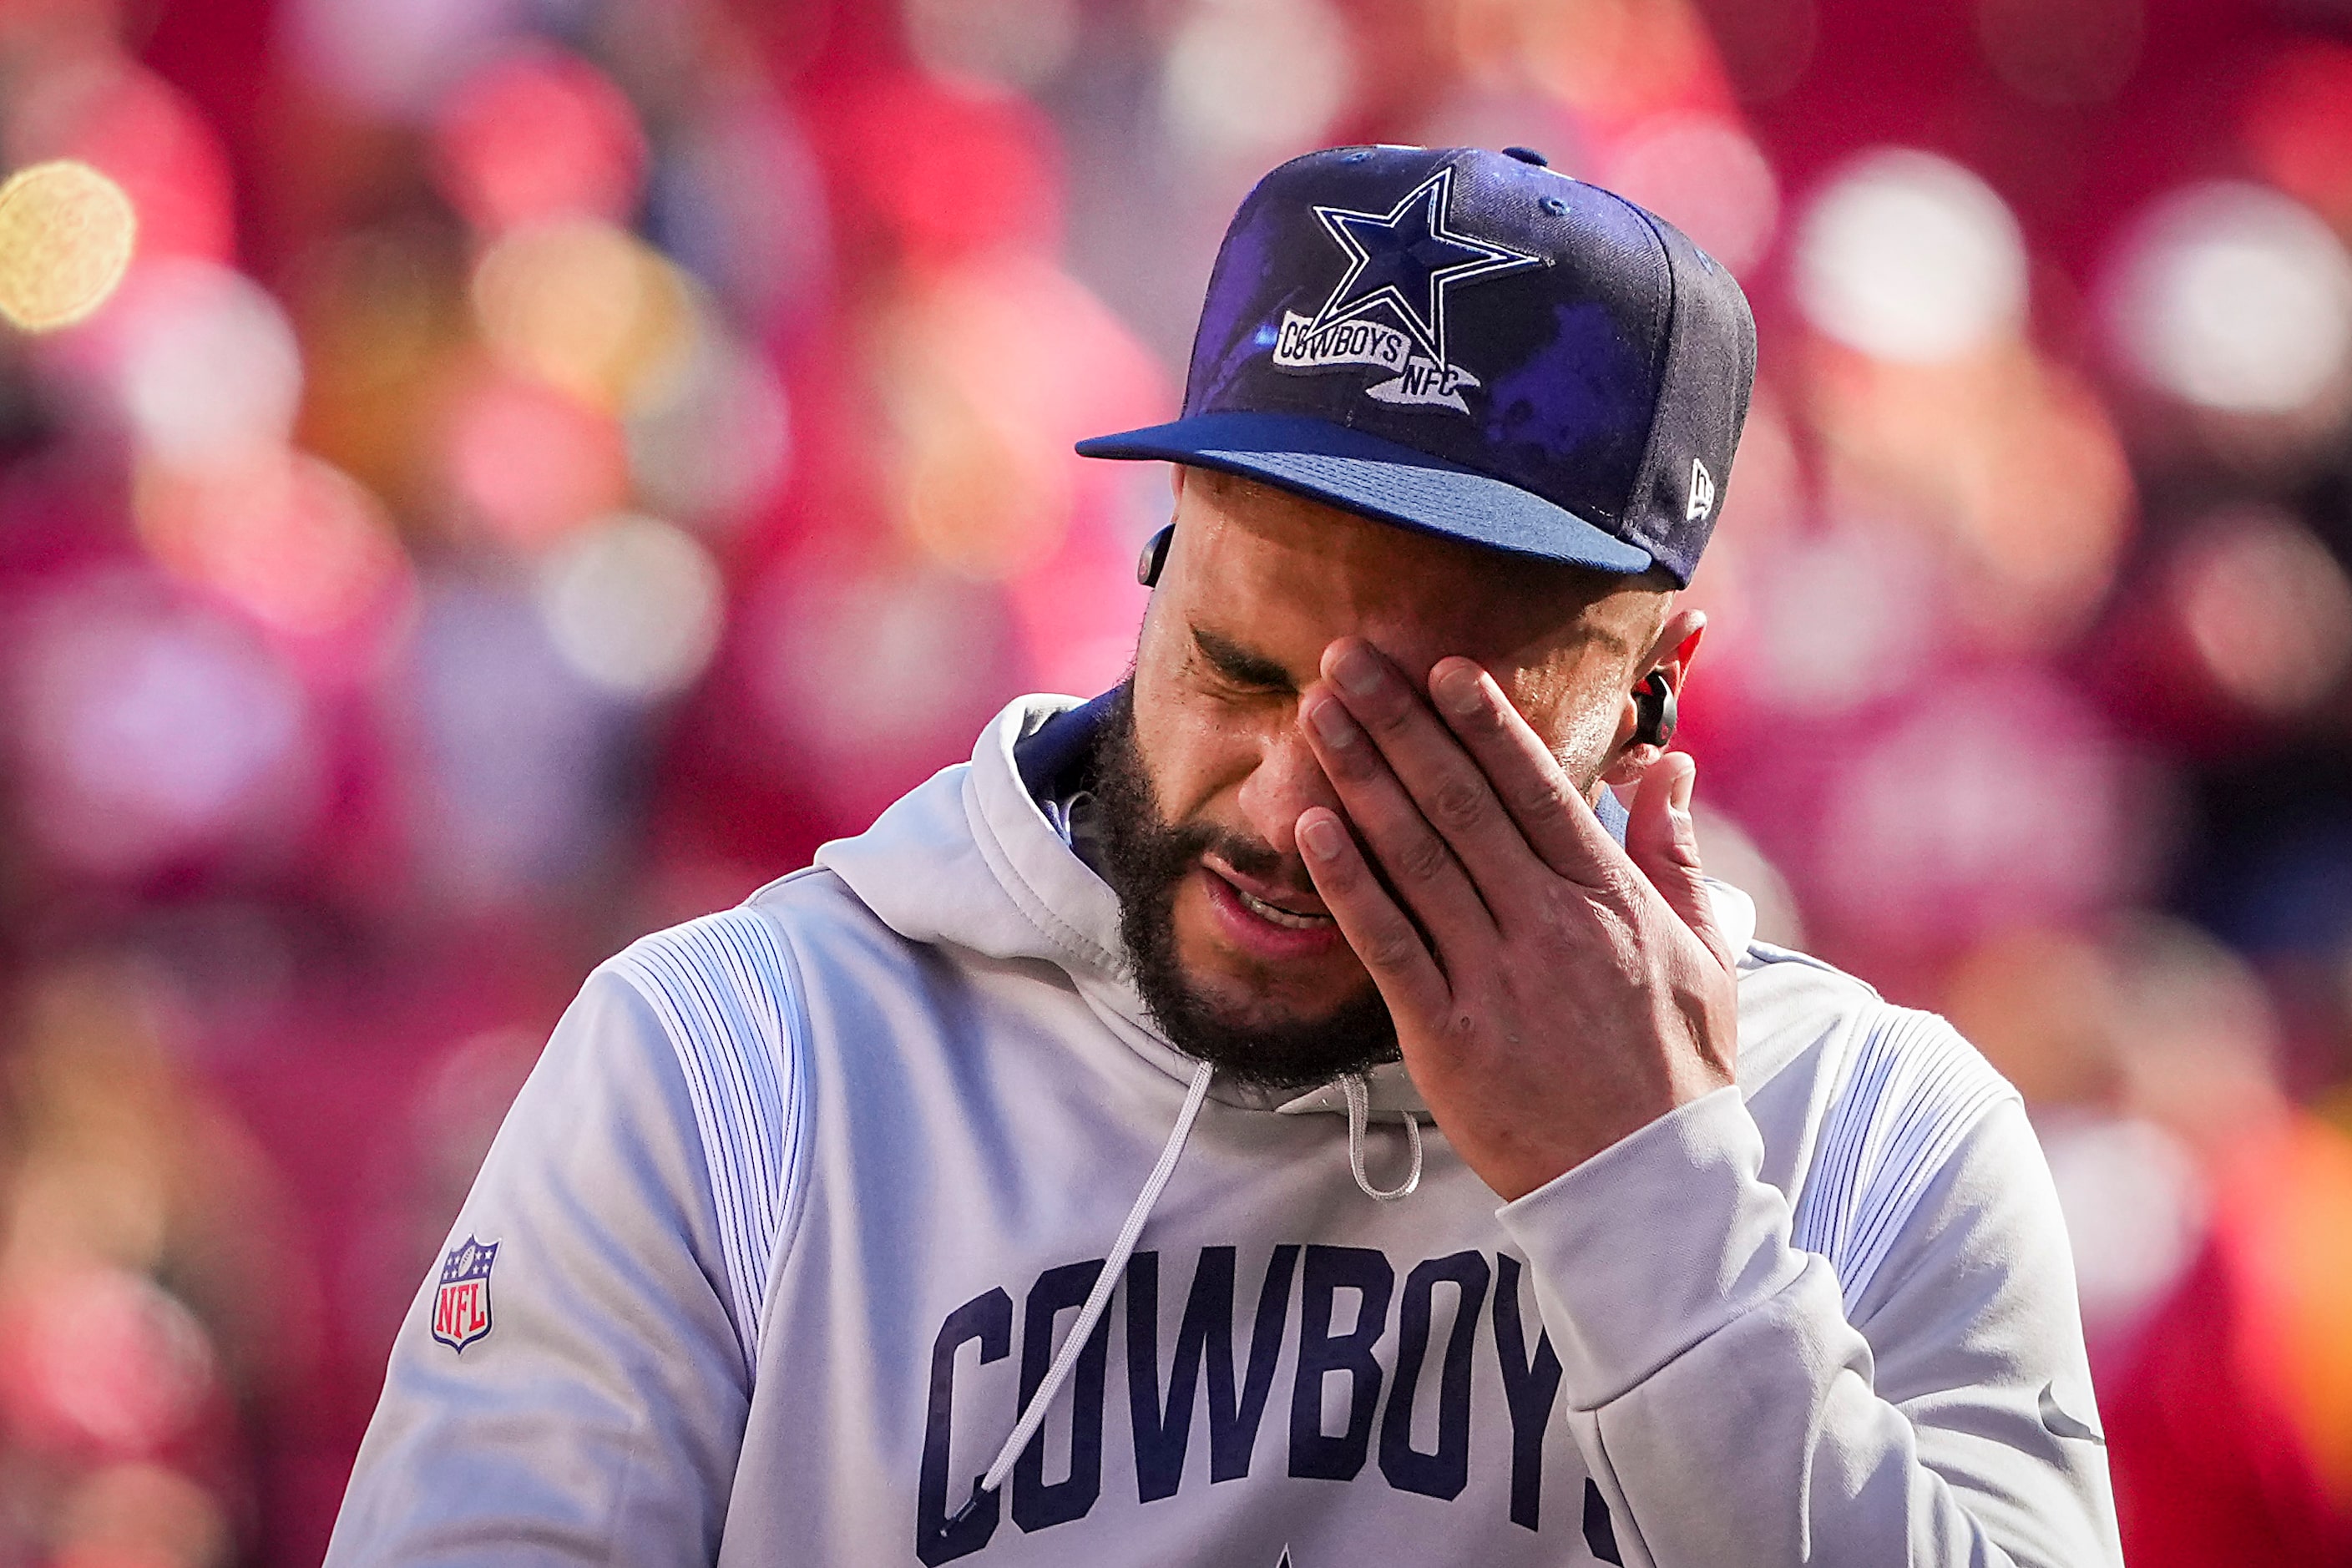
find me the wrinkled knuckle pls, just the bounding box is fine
[1429,775,1486,830]
[1514,776,1568,819]
[1367,928,1421,972]
[1395,833,1453,884]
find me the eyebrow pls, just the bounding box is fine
[1191,625,1297,692]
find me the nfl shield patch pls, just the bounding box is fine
[432,1236,498,1353]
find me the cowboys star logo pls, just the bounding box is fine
[1308,165,1541,367]
[1269,164,1544,413]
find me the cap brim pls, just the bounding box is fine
[1075,410,1653,575]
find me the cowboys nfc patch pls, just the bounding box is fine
[432,1235,498,1353]
[1270,165,1540,415]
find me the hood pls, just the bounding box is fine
[815,695,1758,1117]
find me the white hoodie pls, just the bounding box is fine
[327,695,2122,1567]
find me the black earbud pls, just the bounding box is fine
[1137,524,1174,588]
[1633,670,1677,749]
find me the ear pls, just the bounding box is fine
[1601,609,1706,787]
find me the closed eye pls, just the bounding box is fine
[1190,625,1297,695]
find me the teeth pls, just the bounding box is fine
[1237,888,1333,929]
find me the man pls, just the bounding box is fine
[330,145,2121,1565]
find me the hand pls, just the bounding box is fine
[1294,639,1740,1201]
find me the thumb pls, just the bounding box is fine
[1624,752,1733,970]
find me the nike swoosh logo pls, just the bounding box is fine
[2040,1381,2106,1444]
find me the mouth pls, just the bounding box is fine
[1196,861,1345,962]
[1232,886,1334,931]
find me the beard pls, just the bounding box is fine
[1085,681,1399,1090]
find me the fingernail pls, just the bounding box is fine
[1300,813,1344,860]
[1333,645,1382,696]
[1307,695,1355,746]
[1434,662,1483,715]
[1670,756,1696,815]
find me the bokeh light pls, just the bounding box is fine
[650,94,829,332]
[875,252,1161,581]
[1743,521,1937,714]
[905,0,1078,94]
[2043,1114,2206,1338]
[1794,149,2027,363]
[1818,669,2137,939]
[283,0,524,118]
[625,332,791,532]
[429,48,647,234]
[534,513,724,701]
[8,575,320,879]
[113,260,304,465]
[1,1267,217,1455]
[2168,508,2352,716]
[471,219,695,410]
[2105,180,2352,417]
[442,371,628,549]
[0,159,136,331]
[1161,0,1353,163]
[134,450,414,653]
[1605,114,1780,275]
[9,63,234,265]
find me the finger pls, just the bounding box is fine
[1320,640,1550,902]
[1427,658,1629,890]
[1297,807,1452,1024]
[1300,685,1498,950]
[1626,751,1736,971]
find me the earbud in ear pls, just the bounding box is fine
[1633,670,1677,749]
[1136,524,1174,588]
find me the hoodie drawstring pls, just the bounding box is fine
[950,1057,1215,1528]
[1342,1072,1424,1201]
[945,1058,1427,1536]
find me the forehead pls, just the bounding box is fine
[1168,470,1639,670]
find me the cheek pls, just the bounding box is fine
[1134,689,1268,824]
[1509,661,1626,793]
[1556,696,1624,786]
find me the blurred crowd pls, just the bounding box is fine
[0,0,2349,1560]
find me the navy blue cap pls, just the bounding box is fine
[1076,144,1757,586]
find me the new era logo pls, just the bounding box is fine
[1687,458,1716,522]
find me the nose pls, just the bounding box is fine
[1234,711,1342,865]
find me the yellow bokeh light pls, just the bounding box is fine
[471,218,694,409]
[0,159,138,333]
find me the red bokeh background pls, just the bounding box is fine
[1,0,2349,1560]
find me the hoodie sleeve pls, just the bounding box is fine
[1495,1016,2122,1568]
[328,909,808,1566]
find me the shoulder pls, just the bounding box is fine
[597,867,918,1075]
[594,893,824,1364]
[1731,940,2021,1313]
